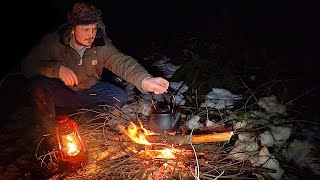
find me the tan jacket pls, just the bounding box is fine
[21,24,152,91]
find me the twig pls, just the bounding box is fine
[214,170,225,180]
[190,127,200,180]
[195,88,199,109]
[239,77,258,112]
[284,88,316,106]
[206,107,209,122]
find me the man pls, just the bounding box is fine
[21,1,169,133]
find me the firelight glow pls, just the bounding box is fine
[117,120,179,159]
[62,132,81,156]
[143,148,177,159]
[118,120,157,145]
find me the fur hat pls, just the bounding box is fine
[67,1,102,26]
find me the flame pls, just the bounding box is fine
[164,163,168,169]
[117,120,156,145]
[61,132,80,156]
[141,148,177,159]
[118,120,178,159]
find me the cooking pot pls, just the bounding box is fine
[148,92,181,133]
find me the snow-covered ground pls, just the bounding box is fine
[121,55,320,180]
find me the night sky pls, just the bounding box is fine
[2,0,320,98]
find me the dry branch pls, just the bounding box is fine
[144,131,233,145]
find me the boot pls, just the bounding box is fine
[32,87,56,136]
[31,94,58,153]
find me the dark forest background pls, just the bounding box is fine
[1,0,319,112]
[3,1,320,82]
[0,1,319,178]
[0,0,320,179]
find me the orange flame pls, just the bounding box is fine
[117,120,178,159]
[61,132,80,156]
[139,148,178,159]
[117,120,157,145]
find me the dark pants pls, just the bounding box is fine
[29,76,128,133]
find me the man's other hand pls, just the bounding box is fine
[59,65,79,86]
[142,77,169,94]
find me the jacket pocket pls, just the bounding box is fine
[85,59,103,79]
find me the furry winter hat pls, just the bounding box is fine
[67,1,102,26]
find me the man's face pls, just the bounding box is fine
[72,24,98,46]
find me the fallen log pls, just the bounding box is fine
[116,122,233,145]
[145,132,234,145]
[115,131,233,145]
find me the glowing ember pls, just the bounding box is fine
[61,132,80,156]
[139,148,178,159]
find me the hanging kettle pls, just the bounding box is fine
[148,92,181,133]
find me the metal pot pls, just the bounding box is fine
[148,92,181,133]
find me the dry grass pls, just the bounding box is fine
[35,107,272,179]
[33,80,319,180]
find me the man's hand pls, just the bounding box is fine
[59,65,79,86]
[142,77,169,94]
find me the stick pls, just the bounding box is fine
[144,132,233,145]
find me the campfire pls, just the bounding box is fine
[117,120,181,159]
[118,120,233,146]
[114,119,234,177]
[35,105,291,180]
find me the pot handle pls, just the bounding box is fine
[151,91,176,113]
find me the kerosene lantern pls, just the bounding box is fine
[55,115,87,164]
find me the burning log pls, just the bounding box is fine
[115,132,233,145]
[145,132,234,145]
[117,121,233,145]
